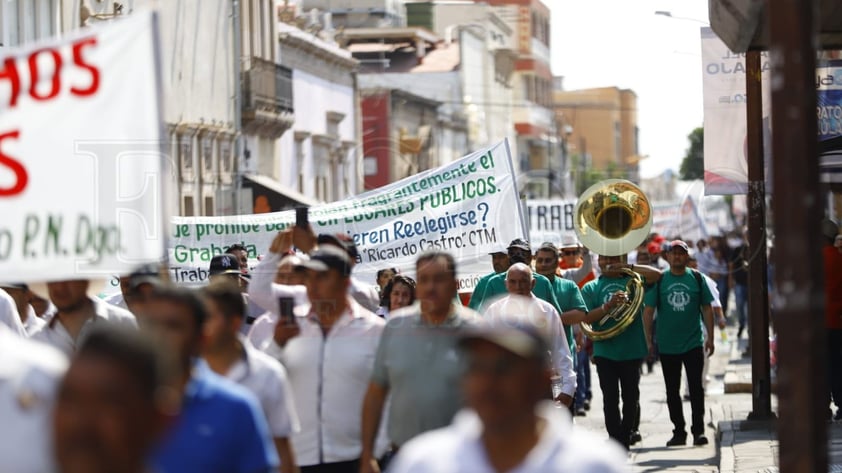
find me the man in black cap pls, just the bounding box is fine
[209,255,260,334]
[209,254,244,286]
[249,228,387,471]
[315,234,380,312]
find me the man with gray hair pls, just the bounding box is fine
[484,263,577,408]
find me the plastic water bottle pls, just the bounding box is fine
[549,351,563,403]
[551,374,563,400]
[720,328,728,342]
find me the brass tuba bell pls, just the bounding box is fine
[573,179,652,341]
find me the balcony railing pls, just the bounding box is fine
[242,57,294,138]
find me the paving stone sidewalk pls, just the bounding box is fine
[571,325,842,472]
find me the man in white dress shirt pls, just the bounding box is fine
[387,310,628,473]
[203,282,301,473]
[0,324,67,473]
[484,263,576,407]
[30,280,136,356]
[250,230,386,473]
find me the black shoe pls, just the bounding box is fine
[693,434,709,446]
[583,400,591,411]
[575,407,587,416]
[666,432,687,446]
[630,431,642,445]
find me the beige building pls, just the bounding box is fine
[554,86,641,187]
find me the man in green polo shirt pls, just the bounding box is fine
[467,245,509,309]
[643,240,715,448]
[469,239,571,318]
[566,253,660,449]
[533,242,589,366]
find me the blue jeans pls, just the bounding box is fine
[575,349,591,407]
[734,283,749,331]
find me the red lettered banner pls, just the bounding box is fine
[0,12,164,283]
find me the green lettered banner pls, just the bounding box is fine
[166,140,525,294]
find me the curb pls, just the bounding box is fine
[716,418,778,472]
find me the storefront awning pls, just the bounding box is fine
[709,0,842,52]
[243,174,320,213]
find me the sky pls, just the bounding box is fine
[549,0,710,179]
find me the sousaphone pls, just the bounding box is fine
[573,179,652,341]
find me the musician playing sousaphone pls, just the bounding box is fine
[560,180,661,450]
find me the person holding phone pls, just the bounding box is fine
[249,229,387,473]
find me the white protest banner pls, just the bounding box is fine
[701,27,770,195]
[169,140,525,294]
[524,199,577,245]
[649,198,708,244]
[526,196,708,249]
[0,12,165,284]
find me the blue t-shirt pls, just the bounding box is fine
[151,361,279,473]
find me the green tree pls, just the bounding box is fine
[679,127,704,180]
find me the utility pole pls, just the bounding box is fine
[745,50,774,421]
[768,0,827,471]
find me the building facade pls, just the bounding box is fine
[300,0,407,27]
[477,0,555,179]
[359,86,468,189]
[273,21,360,205]
[49,1,358,215]
[554,86,641,190]
[405,1,517,164]
[0,0,58,48]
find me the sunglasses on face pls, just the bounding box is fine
[562,250,579,256]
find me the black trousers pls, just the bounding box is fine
[301,459,359,473]
[595,357,642,446]
[660,346,705,436]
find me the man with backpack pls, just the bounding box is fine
[643,240,715,447]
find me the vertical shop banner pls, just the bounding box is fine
[169,140,526,294]
[818,60,842,184]
[701,27,771,195]
[0,12,165,284]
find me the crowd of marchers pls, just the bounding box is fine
[2,221,772,473]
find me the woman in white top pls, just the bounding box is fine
[375,275,416,319]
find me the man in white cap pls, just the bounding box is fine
[0,284,31,337]
[556,236,595,286]
[1,283,45,335]
[386,305,628,473]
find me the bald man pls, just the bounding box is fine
[484,264,576,408]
